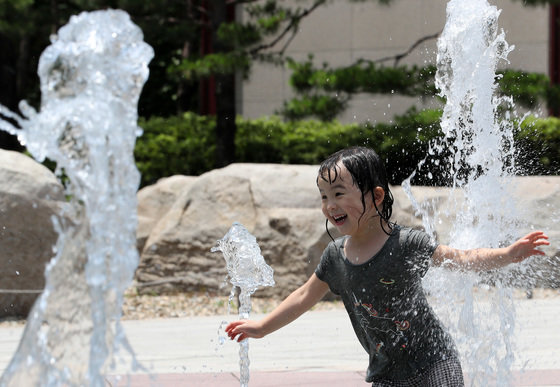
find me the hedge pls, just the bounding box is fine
[135,113,216,186]
[516,116,560,175]
[134,111,560,188]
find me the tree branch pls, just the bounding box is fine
[248,0,327,56]
[374,31,441,67]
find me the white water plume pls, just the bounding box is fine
[0,10,153,387]
[212,222,275,387]
[403,1,525,385]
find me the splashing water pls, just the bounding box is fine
[212,222,275,387]
[403,0,527,385]
[0,10,153,387]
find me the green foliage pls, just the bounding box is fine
[281,57,438,120]
[135,113,216,186]
[135,111,560,188]
[363,107,444,184]
[172,52,251,80]
[281,95,348,121]
[498,70,550,109]
[282,56,557,121]
[136,109,444,186]
[516,116,560,174]
[217,22,261,48]
[286,57,436,96]
[236,116,367,165]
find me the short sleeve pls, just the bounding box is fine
[314,240,341,295]
[314,241,334,282]
[404,228,438,278]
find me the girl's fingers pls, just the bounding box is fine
[225,320,243,333]
[227,327,241,338]
[527,231,548,241]
[228,330,239,340]
[534,239,550,246]
[225,320,249,340]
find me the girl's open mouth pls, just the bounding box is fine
[332,214,347,225]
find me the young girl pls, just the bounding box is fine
[225,146,549,386]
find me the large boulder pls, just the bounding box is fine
[136,164,560,297]
[136,164,327,298]
[0,149,65,317]
[136,175,197,252]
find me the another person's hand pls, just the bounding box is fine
[225,320,265,342]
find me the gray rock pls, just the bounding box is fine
[137,175,196,252]
[136,164,328,297]
[0,150,64,317]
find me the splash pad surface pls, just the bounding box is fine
[2,297,559,386]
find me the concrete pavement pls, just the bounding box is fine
[1,297,559,386]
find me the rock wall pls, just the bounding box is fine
[137,164,560,297]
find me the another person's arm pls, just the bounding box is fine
[432,230,549,270]
[225,273,330,342]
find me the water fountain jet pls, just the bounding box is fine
[403,0,542,385]
[0,9,153,387]
[212,222,275,387]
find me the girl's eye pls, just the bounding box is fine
[321,195,327,200]
[335,192,344,197]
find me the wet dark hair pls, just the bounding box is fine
[318,146,395,238]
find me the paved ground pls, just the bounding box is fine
[1,297,559,386]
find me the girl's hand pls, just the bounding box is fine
[506,231,550,263]
[434,230,550,270]
[225,320,264,342]
[224,274,329,342]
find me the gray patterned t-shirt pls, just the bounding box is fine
[315,225,458,382]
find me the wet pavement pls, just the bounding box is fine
[1,298,559,386]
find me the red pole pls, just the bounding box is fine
[198,1,236,117]
[199,0,217,116]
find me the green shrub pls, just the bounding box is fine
[516,116,560,175]
[134,111,559,188]
[135,113,216,186]
[236,117,367,165]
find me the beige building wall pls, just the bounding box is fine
[239,0,549,123]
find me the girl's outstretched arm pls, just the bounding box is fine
[432,230,550,270]
[225,273,330,342]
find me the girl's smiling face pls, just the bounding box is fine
[317,163,376,236]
